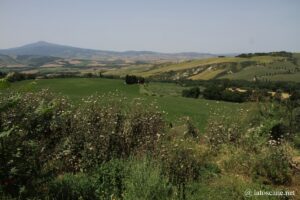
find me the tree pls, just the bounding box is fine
[202,84,223,100]
[182,87,200,98]
[5,72,25,82]
[0,71,7,78]
[125,75,145,84]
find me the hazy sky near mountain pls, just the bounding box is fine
[0,0,299,53]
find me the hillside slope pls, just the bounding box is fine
[105,53,300,82]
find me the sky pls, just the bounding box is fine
[0,0,299,53]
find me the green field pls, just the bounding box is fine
[9,78,249,131]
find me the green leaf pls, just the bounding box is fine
[0,127,14,138]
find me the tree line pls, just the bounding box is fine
[182,83,300,103]
[236,51,293,58]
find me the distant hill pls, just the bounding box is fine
[104,53,300,82]
[0,54,20,66]
[1,42,299,83]
[0,54,62,68]
[0,41,216,61]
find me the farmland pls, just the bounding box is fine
[104,53,300,82]
[2,50,300,84]
[9,78,248,131]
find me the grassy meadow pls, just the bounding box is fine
[10,78,248,131]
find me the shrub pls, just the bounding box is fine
[125,75,145,84]
[124,157,172,200]
[0,91,73,197]
[293,135,300,149]
[123,101,165,155]
[203,86,250,102]
[205,119,243,152]
[185,175,275,200]
[184,117,199,138]
[94,159,126,199]
[67,96,126,170]
[253,144,293,185]
[198,163,221,181]
[0,78,10,90]
[221,90,247,102]
[4,72,36,82]
[202,84,223,100]
[0,91,162,197]
[0,71,7,78]
[48,173,96,200]
[270,123,288,141]
[64,96,165,171]
[182,87,200,98]
[162,141,207,200]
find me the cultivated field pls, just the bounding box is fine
[104,54,300,82]
[10,78,248,131]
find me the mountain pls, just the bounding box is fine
[0,41,216,61]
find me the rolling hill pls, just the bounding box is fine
[104,53,300,82]
[0,41,215,61]
[1,42,299,82]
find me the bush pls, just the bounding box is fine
[202,84,250,102]
[67,96,127,170]
[221,90,247,102]
[0,91,73,197]
[162,142,207,200]
[184,117,199,138]
[48,158,173,200]
[94,159,126,199]
[185,175,275,200]
[5,72,36,82]
[253,144,292,185]
[0,71,7,78]
[270,123,288,141]
[124,157,172,200]
[182,87,200,98]
[202,84,223,100]
[198,163,221,181]
[0,91,165,197]
[294,134,300,149]
[65,96,165,171]
[48,173,96,200]
[205,119,243,152]
[125,75,145,84]
[0,78,10,90]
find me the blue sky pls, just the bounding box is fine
[0,0,299,53]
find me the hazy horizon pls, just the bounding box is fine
[1,0,300,53]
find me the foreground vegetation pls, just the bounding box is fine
[1,82,300,199]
